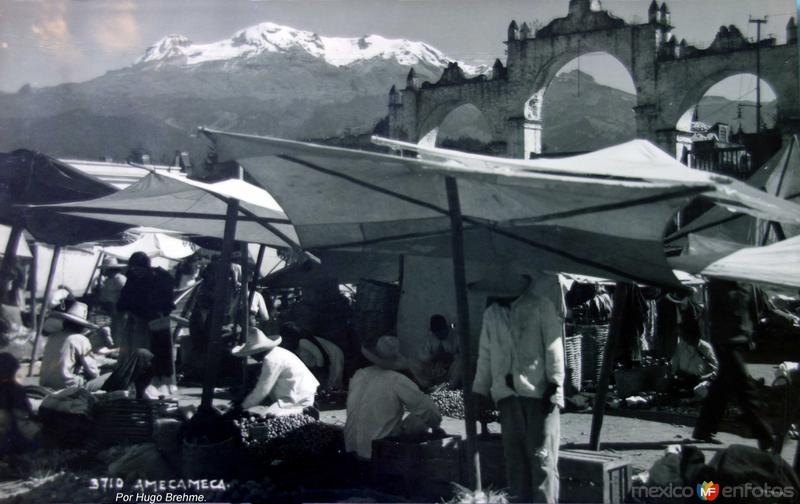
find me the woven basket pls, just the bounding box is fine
[564,335,583,392]
[567,323,609,388]
[94,399,158,446]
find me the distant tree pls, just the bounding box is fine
[17,84,31,95]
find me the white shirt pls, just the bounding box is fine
[296,337,345,389]
[40,332,98,389]
[250,291,270,322]
[242,346,319,410]
[344,365,442,459]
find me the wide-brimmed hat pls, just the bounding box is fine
[231,327,282,358]
[48,301,98,329]
[362,335,408,371]
[99,256,125,270]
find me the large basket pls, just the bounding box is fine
[564,335,583,392]
[567,323,609,388]
[94,399,158,446]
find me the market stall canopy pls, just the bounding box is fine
[102,230,198,263]
[0,149,128,245]
[666,135,800,246]
[199,128,800,287]
[32,171,298,248]
[670,234,800,289]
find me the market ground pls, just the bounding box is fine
[18,362,796,475]
[151,362,797,474]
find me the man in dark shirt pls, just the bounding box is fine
[693,279,774,449]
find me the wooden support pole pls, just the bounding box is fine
[249,244,266,309]
[200,199,240,410]
[28,246,62,376]
[0,222,24,304]
[84,251,106,297]
[445,176,482,490]
[27,242,38,340]
[239,242,251,385]
[589,282,629,451]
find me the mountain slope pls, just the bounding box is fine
[0,22,773,163]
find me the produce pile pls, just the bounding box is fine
[233,412,343,464]
[429,389,499,423]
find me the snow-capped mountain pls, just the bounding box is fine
[136,22,485,75]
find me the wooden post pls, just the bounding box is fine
[445,176,482,490]
[84,251,106,297]
[0,222,24,304]
[249,244,266,309]
[239,242,251,385]
[200,199,240,410]
[27,242,38,339]
[28,246,62,376]
[589,282,629,450]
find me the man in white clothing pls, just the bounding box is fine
[231,327,319,416]
[280,322,345,390]
[345,335,443,459]
[473,274,565,504]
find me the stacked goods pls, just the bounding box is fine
[429,389,499,423]
[234,413,343,464]
[564,335,582,392]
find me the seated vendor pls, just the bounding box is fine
[40,302,155,398]
[40,302,104,391]
[280,322,344,390]
[231,326,319,416]
[345,336,443,460]
[670,298,718,395]
[410,314,462,390]
[0,353,39,455]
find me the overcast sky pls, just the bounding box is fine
[0,0,795,96]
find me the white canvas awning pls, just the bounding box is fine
[35,171,298,249]
[670,234,800,288]
[102,230,198,263]
[198,128,800,287]
[666,134,800,245]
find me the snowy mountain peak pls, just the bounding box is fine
[135,21,485,75]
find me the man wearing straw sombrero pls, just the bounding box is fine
[344,335,443,460]
[231,326,319,416]
[39,301,157,398]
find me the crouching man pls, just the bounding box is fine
[231,326,319,416]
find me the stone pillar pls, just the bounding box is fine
[388,88,419,142]
[654,128,679,158]
[633,103,659,144]
[507,117,542,159]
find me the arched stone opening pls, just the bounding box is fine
[674,73,780,178]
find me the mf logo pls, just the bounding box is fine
[697,481,720,501]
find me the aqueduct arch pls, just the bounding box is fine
[387,0,799,159]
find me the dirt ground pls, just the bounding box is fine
[4,362,796,503]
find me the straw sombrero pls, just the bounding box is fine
[99,256,125,269]
[232,327,282,358]
[362,335,408,371]
[48,301,99,329]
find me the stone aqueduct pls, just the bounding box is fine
[386,0,799,158]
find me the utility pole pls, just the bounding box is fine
[749,16,768,135]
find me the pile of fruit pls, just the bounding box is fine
[429,389,499,423]
[232,412,343,464]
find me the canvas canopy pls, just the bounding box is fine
[199,128,800,288]
[102,230,198,264]
[36,171,298,249]
[670,234,800,289]
[666,135,800,245]
[0,149,127,245]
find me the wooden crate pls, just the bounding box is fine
[371,434,464,499]
[475,434,631,503]
[560,449,631,504]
